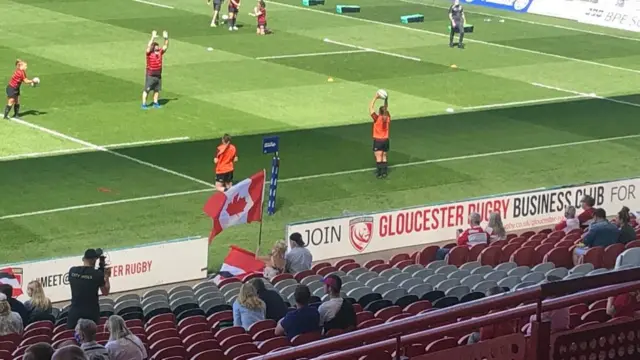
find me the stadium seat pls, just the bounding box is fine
[186,339,219,358]
[214,327,245,343]
[468,244,487,263]
[152,345,186,360]
[190,349,223,360]
[544,247,573,269]
[317,266,337,277]
[403,300,431,315]
[417,246,439,266]
[220,334,252,350]
[178,315,206,330]
[582,247,605,269]
[150,337,182,356]
[394,294,418,308]
[510,246,539,267]
[460,292,484,303]
[501,244,520,263]
[432,296,459,309]
[146,321,176,336]
[183,332,215,349]
[625,240,640,249]
[364,259,385,269]
[389,253,411,266]
[358,318,384,330]
[179,323,208,339]
[603,243,625,269]
[446,246,469,267]
[148,329,180,346]
[425,337,457,353]
[248,320,276,337]
[394,259,413,270]
[581,309,609,323]
[478,246,502,267]
[340,262,361,273]
[375,306,401,322]
[589,299,608,310]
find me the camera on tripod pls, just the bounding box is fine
[95,248,111,277]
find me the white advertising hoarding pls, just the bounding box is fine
[287,179,640,261]
[576,1,640,32]
[0,237,209,303]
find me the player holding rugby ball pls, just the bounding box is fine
[369,90,390,179]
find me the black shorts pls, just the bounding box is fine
[144,75,162,92]
[6,86,19,99]
[373,139,390,152]
[228,5,238,13]
[216,171,234,183]
[213,1,222,10]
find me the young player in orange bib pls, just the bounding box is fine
[214,134,238,192]
[369,92,390,179]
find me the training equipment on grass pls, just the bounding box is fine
[302,0,325,6]
[32,77,40,87]
[448,24,474,33]
[446,108,454,113]
[400,14,424,24]
[336,5,360,13]
[377,89,388,99]
[450,64,458,69]
[328,77,334,82]
[222,14,229,20]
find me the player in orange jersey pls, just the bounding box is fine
[214,134,238,191]
[369,92,390,178]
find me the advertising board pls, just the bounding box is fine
[286,179,639,261]
[575,1,640,32]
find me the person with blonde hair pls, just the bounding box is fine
[0,293,23,336]
[25,280,52,323]
[258,240,286,280]
[485,212,506,242]
[233,283,266,330]
[104,315,146,360]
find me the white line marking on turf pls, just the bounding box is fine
[399,0,640,44]
[0,137,190,162]
[256,49,368,60]
[9,118,214,187]
[531,83,640,109]
[4,132,640,220]
[0,189,212,220]
[267,1,640,76]
[462,95,587,111]
[323,38,421,62]
[133,0,174,9]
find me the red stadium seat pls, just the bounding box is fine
[625,240,640,249]
[151,345,186,360]
[356,311,374,325]
[489,240,506,248]
[582,247,604,269]
[24,321,53,332]
[218,277,241,288]
[568,304,589,316]
[294,270,315,282]
[317,266,337,277]
[523,239,542,248]
[190,349,223,360]
[241,272,262,283]
[374,306,401,322]
[179,323,208,340]
[603,243,625,269]
[364,259,385,269]
[425,337,457,353]
[468,244,487,262]
[393,260,413,270]
[501,243,520,263]
[183,332,215,349]
[547,231,565,240]
[291,332,321,346]
[506,234,518,241]
[150,337,182,356]
[369,263,392,273]
[442,243,457,250]
[478,246,502,267]
[187,339,219,358]
[234,352,261,360]
[208,311,233,330]
[544,247,573,269]
[125,319,143,329]
[0,341,15,353]
[446,246,469,267]
[146,321,176,336]
[387,313,412,322]
[574,321,599,330]
[325,329,346,337]
[542,237,560,245]
[0,350,9,360]
[334,259,355,269]
[403,300,432,315]
[569,313,582,328]
[352,304,363,313]
[148,329,180,346]
[22,327,51,339]
[146,314,176,328]
[589,299,608,311]
[224,343,259,359]
[220,334,252,350]
[389,253,410,267]
[252,328,275,342]
[535,243,554,260]
[529,233,547,242]
[178,315,206,330]
[510,246,540,267]
[51,330,73,342]
[520,231,536,240]
[339,262,360,273]
[270,273,294,285]
[258,336,290,354]
[581,308,609,323]
[508,237,526,245]
[357,318,384,330]
[248,320,276,337]
[538,228,553,235]
[311,262,332,273]
[416,246,439,266]
[360,351,392,360]
[214,326,245,342]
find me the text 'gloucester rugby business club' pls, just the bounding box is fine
[301,184,636,246]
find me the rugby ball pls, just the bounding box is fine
[377,89,388,99]
[222,14,229,20]
[32,77,40,87]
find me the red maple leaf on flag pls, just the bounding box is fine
[226,194,247,216]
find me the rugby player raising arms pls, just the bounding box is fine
[369,92,390,179]
[214,134,238,192]
[142,30,169,110]
[4,60,35,120]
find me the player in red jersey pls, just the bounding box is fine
[227,0,241,31]
[142,30,169,110]
[4,60,35,120]
[369,92,390,178]
[249,0,268,35]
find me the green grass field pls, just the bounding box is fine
[2,0,640,270]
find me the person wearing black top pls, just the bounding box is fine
[0,284,28,325]
[318,275,356,333]
[67,249,111,329]
[250,278,288,322]
[449,0,466,48]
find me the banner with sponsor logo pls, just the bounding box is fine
[575,1,640,32]
[462,0,536,13]
[0,237,208,303]
[286,178,640,261]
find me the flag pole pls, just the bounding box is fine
[256,169,267,256]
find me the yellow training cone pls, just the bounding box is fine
[328,77,334,82]
[450,64,458,69]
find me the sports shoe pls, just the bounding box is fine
[153,102,161,109]
[229,27,233,31]
[211,22,217,27]
[141,104,149,110]
[232,26,239,31]
[458,43,465,49]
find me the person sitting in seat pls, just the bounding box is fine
[318,275,356,333]
[275,285,320,339]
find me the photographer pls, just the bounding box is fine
[67,249,111,329]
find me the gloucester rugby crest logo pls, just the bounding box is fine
[349,217,373,252]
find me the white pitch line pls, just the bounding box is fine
[399,0,640,44]
[0,137,190,162]
[132,0,174,9]
[9,118,214,187]
[256,49,368,60]
[0,189,212,220]
[462,95,587,111]
[268,0,640,76]
[4,132,640,220]
[323,38,421,62]
[531,82,640,109]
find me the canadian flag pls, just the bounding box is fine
[212,246,266,285]
[203,170,265,243]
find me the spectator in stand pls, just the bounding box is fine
[0,284,28,325]
[250,278,288,322]
[258,240,287,280]
[75,319,109,360]
[318,275,356,333]
[582,208,620,248]
[457,212,491,247]
[67,249,111,329]
[24,343,55,360]
[616,207,637,244]
[578,195,596,228]
[105,315,147,360]
[285,233,312,274]
[51,345,87,360]
[467,287,515,344]
[527,276,569,335]
[554,206,581,233]
[233,283,266,330]
[24,280,52,324]
[485,212,506,242]
[0,293,22,336]
[275,285,320,340]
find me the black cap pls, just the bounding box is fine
[289,232,305,247]
[83,249,102,259]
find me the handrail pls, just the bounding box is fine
[255,268,640,360]
[315,280,640,360]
